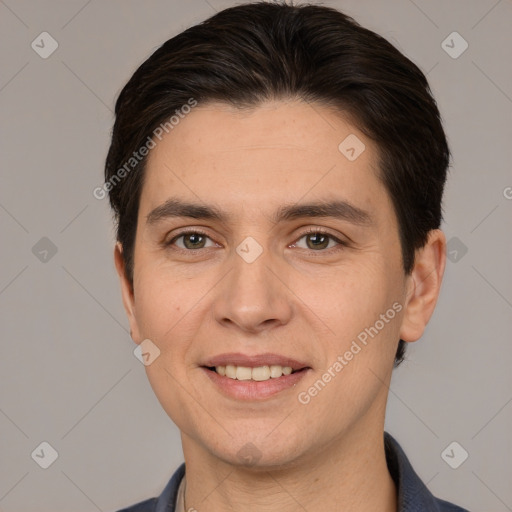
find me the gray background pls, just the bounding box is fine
[0,0,511,510]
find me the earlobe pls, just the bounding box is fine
[399,229,446,343]
[114,242,142,343]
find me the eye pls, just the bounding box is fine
[167,230,217,250]
[165,228,346,253]
[292,228,345,251]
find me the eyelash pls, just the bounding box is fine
[165,227,347,254]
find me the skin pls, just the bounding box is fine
[114,99,446,512]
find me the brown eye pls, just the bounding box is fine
[167,231,214,250]
[305,232,330,250]
[293,230,344,251]
[182,233,206,249]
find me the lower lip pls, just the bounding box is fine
[202,367,310,400]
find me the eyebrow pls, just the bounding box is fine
[146,197,373,226]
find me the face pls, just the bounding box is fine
[115,100,442,469]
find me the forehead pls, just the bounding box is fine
[140,100,390,223]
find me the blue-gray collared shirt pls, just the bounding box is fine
[116,431,471,512]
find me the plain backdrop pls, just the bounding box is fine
[0,1,511,510]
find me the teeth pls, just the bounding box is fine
[225,364,237,379]
[236,366,252,380]
[214,364,295,381]
[252,366,271,381]
[270,365,283,378]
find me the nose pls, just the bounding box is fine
[212,241,293,334]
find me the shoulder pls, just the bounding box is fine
[384,431,471,512]
[112,462,186,512]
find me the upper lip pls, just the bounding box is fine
[202,353,310,371]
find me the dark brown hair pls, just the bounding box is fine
[104,1,450,367]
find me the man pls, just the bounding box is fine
[105,2,470,511]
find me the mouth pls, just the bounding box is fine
[203,364,306,382]
[201,352,310,380]
[200,353,311,400]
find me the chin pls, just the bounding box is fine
[202,430,310,471]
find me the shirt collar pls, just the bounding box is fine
[155,431,454,512]
[384,431,446,511]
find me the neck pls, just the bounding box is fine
[181,424,397,512]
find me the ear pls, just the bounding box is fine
[114,242,142,343]
[399,229,446,342]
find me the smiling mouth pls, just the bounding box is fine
[204,364,306,382]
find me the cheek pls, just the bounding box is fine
[132,267,186,343]
[293,257,403,371]
[303,261,389,328]
[132,271,198,427]
[132,263,213,375]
